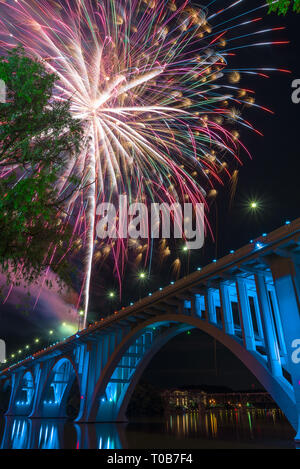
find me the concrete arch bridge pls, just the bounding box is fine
[1,219,300,442]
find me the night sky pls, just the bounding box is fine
[1,1,300,392]
[142,3,300,391]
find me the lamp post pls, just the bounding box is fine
[182,245,190,275]
[138,271,147,300]
[78,310,84,330]
[107,291,116,314]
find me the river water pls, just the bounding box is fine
[0,409,296,449]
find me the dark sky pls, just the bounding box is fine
[141,3,300,391]
[89,0,300,308]
[1,1,300,391]
[141,2,300,391]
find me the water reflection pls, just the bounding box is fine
[0,409,296,449]
[163,409,293,443]
[0,417,127,449]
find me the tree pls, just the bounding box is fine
[126,382,164,417]
[267,0,300,15]
[0,48,83,290]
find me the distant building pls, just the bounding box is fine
[161,389,276,412]
[205,391,275,408]
[161,389,207,410]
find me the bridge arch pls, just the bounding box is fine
[37,356,80,419]
[86,314,297,433]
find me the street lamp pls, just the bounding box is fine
[137,271,147,299]
[250,201,258,210]
[77,310,84,330]
[107,290,117,314]
[182,244,190,275]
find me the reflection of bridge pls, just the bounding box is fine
[1,219,300,442]
[0,417,126,449]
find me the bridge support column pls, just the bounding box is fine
[194,294,203,318]
[255,273,282,377]
[76,336,116,423]
[29,361,53,418]
[5,373,21,416]
[269,255,300,441]
[253,295,264,341]
[76,343,98,422]
[219,283,234,335]
[205,288,216,324]
[236,278,256,352]
[269,287,287,359]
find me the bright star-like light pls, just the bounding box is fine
[250,201,259,209]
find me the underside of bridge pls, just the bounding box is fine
[79,314,298,434]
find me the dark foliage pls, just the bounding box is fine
[0,48,83,290]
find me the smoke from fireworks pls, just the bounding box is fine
[0,0,288,327]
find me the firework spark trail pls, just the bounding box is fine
[0,0,287,328]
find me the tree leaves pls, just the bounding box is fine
[0,48,83,290]
[267,0,300,15]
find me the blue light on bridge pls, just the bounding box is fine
[2,218,300,442]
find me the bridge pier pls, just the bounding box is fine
[255,273,282,377]
[194,294,204,319]
[5,373,22,417]
[76,331,128,423]
[29,361,54,418]
[219,282,235,335]
[236,277,256,352]
[269,255,300,442]
[205,288,217,324]
[76,343,101,422]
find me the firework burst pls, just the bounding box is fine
[0,0,288,327]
